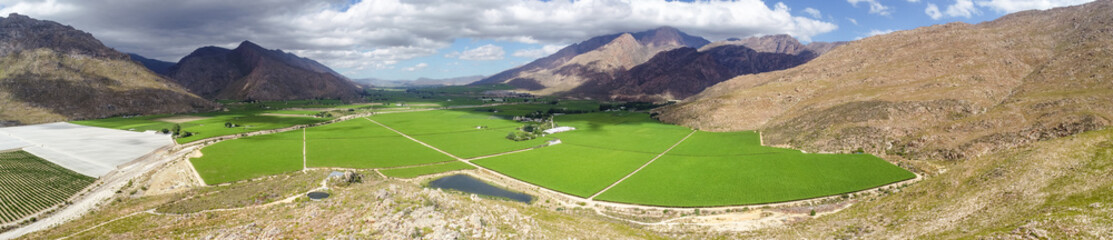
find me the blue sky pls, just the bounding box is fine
[0,0,1093,80]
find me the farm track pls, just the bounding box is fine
[588,130,696,200]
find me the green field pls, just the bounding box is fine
[593,131,917,207]
[73,111,330,144]
[552,112,692,153]
[379,161,476,178]
[370,110,551,158]
[0,151,96,223]
[189,131,305,185]
[474,144,658,197]
[306,119,454,168]
[179,99,916,206]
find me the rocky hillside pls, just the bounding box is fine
[573,45,814,101]
[575,35,832,101]
[168,41,362,101]
[0,13,216,125]
[472,27,710,95]
[659,0,1113,161]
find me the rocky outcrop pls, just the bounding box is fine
[168,41,362,101]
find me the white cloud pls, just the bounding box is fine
[447,44,504,61]
[907,0,921,2]
[847,0,892,15]
[402,62,428,72]
[976,0,1093,13]
[0,0,75,16]
[858,29,896,40]
[945,0,979,18]
[0,0,838,73]
[512,44,566,59]
[925,3,943,19]
[803,7,822,18]
[847,17,859,25]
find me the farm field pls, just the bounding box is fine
[369,110,551,158]
[0,151,95,223]
[183,101,915,206]
[189,130,304,185]
[73,110,329,144]
[552,112,692,153]
[305,119,453,168]
[474,144,658,197]
[379,161,476,178]
[593,131,917,207]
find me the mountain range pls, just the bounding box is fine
[167,41,363,101]
[472,27,841,101]
[353,75,484,88]
[656,1,1113,237]
[0,13,215,125]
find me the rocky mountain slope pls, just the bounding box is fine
[471,27,710,95]
[575,35,830,101]
[168,41,362,101]
[0,13,216,125]
[127,53,174,75]
[659,0,1113,160]
[659,1,1113,237]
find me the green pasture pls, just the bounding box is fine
[594,132,917,206]
[189,130,304,185]
[305,119,453,168]
[473,144,658,197]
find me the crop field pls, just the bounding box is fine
[189,130,304,185]
[305,119,453,168]
[182,100,915,206]
[379,161,476,178]
[0,151,95,223]
[474,144,658,197]
[73,111,329,144]
[552,112,692,153]
[369,110,550,158]
[593,131,917,207]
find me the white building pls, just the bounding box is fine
[543,126,575,134]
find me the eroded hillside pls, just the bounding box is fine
[658,1,1113,161]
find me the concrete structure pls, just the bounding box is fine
[0,122,174,177]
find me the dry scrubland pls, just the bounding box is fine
[19,170,667,239]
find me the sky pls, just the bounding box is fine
[0,0,1095,80]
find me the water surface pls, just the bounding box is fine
[428,174,533,203]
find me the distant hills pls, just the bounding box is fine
[472,27,710,96]
[472,27,840,101]
[167,41,363,101]
[354,75,484,88]
[127,53,174,75]
[0,13,216,125]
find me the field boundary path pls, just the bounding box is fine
[302,128,307,172]
[363,118,464,160]
[588,130,697,200]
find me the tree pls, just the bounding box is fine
[171,124,181,136]
[224,122,233,128]
[810,209,817,216]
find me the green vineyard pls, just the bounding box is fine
[0,151,95,223]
